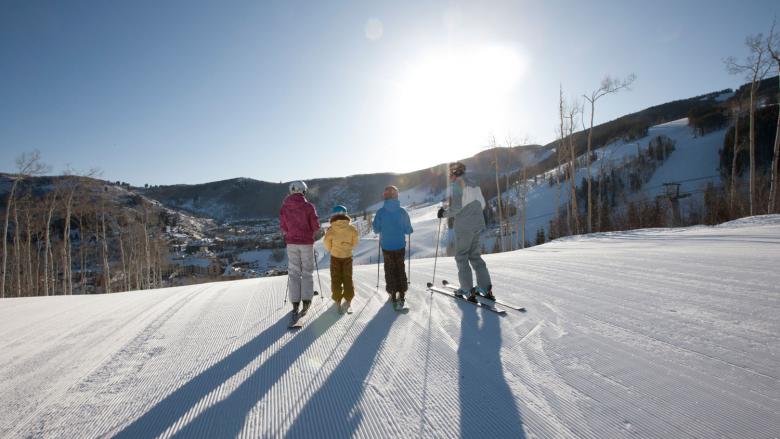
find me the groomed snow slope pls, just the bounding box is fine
[2,217,779,438]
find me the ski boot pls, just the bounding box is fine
[290,302,301,322]
[398,291,406,309]
[300,300,311,316]
[390,291,399,309]
[467,288,479,303]
[453,289,469,300]
[481,285,496,301]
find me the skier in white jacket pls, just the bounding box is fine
[437,162,495,302]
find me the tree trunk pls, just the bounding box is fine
[730,107,741,216]
[62,189,75,295]
[118,226,128,292]
[749,82,757,215]
[13,204,21,297]
[493,148,504,252]
[586,100,595,233]
[43,193,57,296]
[1,180,20,298]
[101,207,111,294]
[24,205,33,296]
[769,76,780,213]
[568,127,580,235]
[79,216,86,294]
[143,209,151,289]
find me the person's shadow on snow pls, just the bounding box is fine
[168,306,342,439]
[457,302,526,438]
[113,306,340,439]
[284,304,397,438]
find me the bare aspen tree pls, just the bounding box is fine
[117,215,129,292]
[2,151,47,298]
[61,180,76,295]
[557,86,567,236]
[75,213,85,294]
[726,34,772,215]
[516,167,529,249]
[767,19,780,213]
[564,100,582,235]
[13,203,21,297]
[100,195,111,294]
[488,135,505,252]
[142,203,151,289]
[596,146,616,232]
[583,74,636,232]
[730,93,745,216]
[42,190,58,296]
[22,198,34,295]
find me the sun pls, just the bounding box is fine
[389,44,528,165]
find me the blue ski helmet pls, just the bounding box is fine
[331,205,347,214]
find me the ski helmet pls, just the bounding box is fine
[289,180,307,195]
[331,205,347,214]
[383,185,399,200]
[449,162,466,177]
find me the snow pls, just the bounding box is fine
[169,257,213,268]
[2,216,779,438]
[500,118,729,237]
[714,91,735,102]
[365,185,442,212]
[236,249,287,273]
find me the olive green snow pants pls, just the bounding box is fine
[330,256,354,302]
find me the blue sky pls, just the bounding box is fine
[1,0,777,186]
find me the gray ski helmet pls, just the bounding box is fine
[289,180,308,194]
[449,162,466,177]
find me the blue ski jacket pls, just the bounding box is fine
[372,199,413,251]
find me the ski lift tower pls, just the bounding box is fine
[660,182,691,226]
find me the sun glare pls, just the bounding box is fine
[390,44,528,165]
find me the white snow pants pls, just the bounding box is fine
[287,244,315,303]
[454,229,491,291]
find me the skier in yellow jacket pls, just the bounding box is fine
[323,205,359,313]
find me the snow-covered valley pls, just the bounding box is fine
[2,216,779,438]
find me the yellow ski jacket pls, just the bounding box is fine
[324,214,359,258]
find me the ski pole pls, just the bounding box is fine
[314,249,324,301]
[407,234,411,285]
[429,217,442,288]
[376,237,381,293]
[283,274,289,304]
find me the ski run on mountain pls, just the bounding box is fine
[1,215,779,438]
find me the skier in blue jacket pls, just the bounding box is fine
[372,185,413,306]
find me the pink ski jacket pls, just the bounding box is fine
[280,193,320,245]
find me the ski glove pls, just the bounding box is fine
[437,207,446,219]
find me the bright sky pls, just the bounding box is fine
[1,0,777,186]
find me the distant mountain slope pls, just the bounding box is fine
[140,144,549,220]
[139,83,754,221]
[3,216,779,437]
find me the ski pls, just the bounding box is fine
[441,280,526,312]
[338,302,354,315]
[288,312,304,329]
[426,283,506,315]
[289,302,314,328]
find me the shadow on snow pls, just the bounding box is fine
[457,301,526,438]
[113,307,339,439]
[284,304,397,438]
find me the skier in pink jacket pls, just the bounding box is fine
[280,181,320,317]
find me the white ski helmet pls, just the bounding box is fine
[289,180,308,195]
